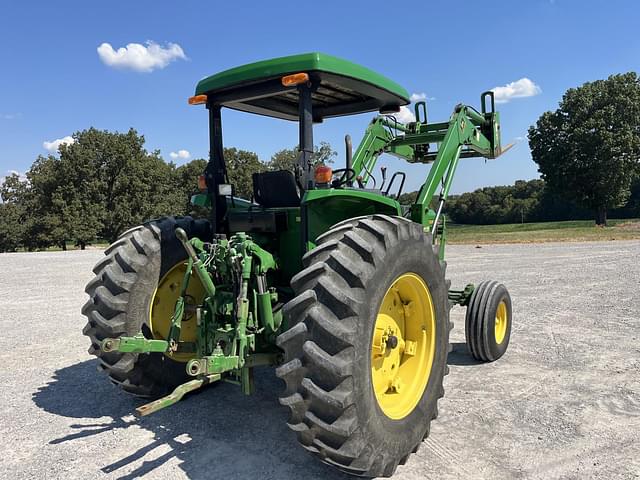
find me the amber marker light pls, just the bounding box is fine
[188,94,208,105]
[197,174,207,191]
[281,72,309,86]
[314,165,333,184]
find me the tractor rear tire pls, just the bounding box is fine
[277,214,451,477]
[465,280,512,362]
[81,216,212,397]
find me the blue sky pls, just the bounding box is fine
[1,0,638,194]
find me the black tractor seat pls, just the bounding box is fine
[252,170,301,208]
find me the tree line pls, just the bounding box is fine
[443,178,639,225]
[0,128,335,252]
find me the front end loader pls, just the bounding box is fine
[82,52,513,477]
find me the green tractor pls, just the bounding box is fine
[82,53,513,477]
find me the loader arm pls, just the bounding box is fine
[349,91,507,256]
[350,116,415,185]
[399,101,503,226]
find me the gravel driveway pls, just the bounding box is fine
[1,241,638,479]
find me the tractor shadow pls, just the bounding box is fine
[32,359,349,480]
[447,342,484,366]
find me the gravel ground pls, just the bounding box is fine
[1,241,639,480]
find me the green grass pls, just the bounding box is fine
[447,218,640,244]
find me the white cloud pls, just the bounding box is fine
[514,136,526,142]
[97,41,187,73]
[491,78,541,103]
[43,136,75,153]
[385,92,437,124]
[410,92,436,103]
[387,106,415,124]
[384,93,436,125]
[409,92,436,103]
[1,113,21,120]
[169,149,191,160]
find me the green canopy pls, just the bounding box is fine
[195,52,409,121]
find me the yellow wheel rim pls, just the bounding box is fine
[495,300,508,345]
[371,273,436,420]
[149,261,205,362]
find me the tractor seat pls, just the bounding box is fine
[252,170,300,208]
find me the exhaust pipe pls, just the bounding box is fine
[345,134,353,186]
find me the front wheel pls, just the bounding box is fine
[465,280,512,362]
[276,215,451,477]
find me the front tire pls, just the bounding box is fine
[465,280,512,362]
[276,215,451,477]
[81,216,211,397]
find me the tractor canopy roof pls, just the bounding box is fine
[195,52,409,121]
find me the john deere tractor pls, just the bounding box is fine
[82,53,513,477]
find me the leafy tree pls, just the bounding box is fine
[0,173,29,252]
[397,190,439,212]
[0,172,28,203]
[397,190,419,204]
[56,128,179,243]
[268,141,336,171]
[50,149,105,249]
[2,132,174,250]
[528,72,640,225]
[23,155,70,250]
[223,148,266,200]
[172,158,208,215]
[622,177,640,213]
[0,203,24,252]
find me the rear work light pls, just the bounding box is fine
[197,174,207,191]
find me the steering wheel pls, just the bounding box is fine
[330,168,357,188]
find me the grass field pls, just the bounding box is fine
[447,218,640,244]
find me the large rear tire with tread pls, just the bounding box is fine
[276,214,451,477]
[81,216,212,397]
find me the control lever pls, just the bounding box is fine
[380,166,387,190]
